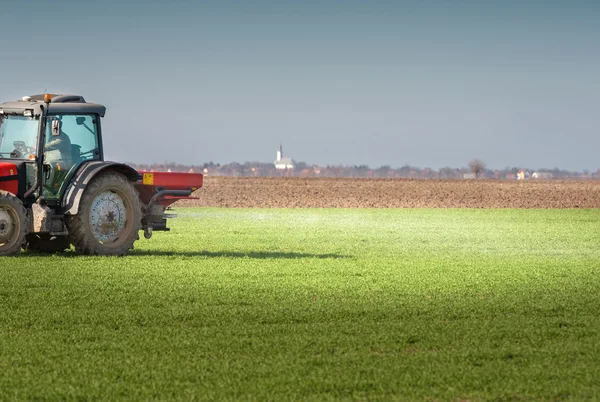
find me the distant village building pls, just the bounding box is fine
[517,170,530,180]
[274,144,295,170]
[532,172,553,179]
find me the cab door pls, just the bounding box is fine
[43,114,100,201]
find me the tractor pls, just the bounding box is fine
[0,94,203,256]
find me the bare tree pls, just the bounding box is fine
[468,159,486,178]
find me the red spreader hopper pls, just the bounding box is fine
[135,170,204,208]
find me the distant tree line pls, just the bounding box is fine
[127,160,600,180]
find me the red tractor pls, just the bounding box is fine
[0,94,203,256]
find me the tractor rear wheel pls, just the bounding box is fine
[66,172,141,256]
[0,190,28,256]
[25,234,71,253]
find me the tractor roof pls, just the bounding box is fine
[0,94,106,117]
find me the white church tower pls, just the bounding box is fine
[274,143,295,170]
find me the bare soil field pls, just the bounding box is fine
[180,177,600,208]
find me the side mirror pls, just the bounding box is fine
[76,117,86,125]
[52,119,61,136]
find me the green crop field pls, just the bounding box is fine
[1,208,599,401]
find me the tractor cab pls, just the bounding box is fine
[0,94,105,205]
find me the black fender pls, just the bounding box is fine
[62,161,140,216]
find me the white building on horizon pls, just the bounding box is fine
[274,144,295,170]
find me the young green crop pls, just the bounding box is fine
[1,209,599,400]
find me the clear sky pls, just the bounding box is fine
[1,0,598,171]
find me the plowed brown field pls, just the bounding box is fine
[179,177,600,208]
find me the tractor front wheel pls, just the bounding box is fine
[66,172,141,256]
[0,190,28,256]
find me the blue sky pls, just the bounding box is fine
[1,0,598,170]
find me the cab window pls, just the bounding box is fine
[43,114,100,199]
[0,115,39,159]
[45,115,99,165]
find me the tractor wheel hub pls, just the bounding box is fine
[89,190,127,243]
[0,208,14,243]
